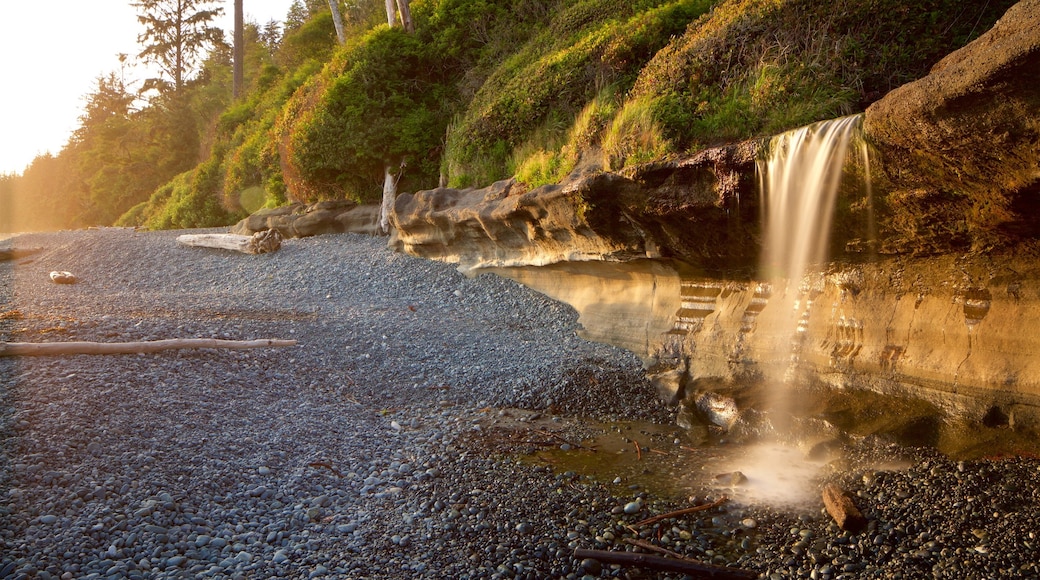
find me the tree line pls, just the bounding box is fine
[2,0,1010,236]
[0,0,398,233]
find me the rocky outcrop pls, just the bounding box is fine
[231,201,383,238]
[491,250,1040,443]
[864,0,1040,254]
[389,172,650,272]
[390,141,761,272]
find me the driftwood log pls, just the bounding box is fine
[823,483,867,532]
[176,229,282,254]
[0,248,41,262]
[573,548,758,579]
[0,338,296,357]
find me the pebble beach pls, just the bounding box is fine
[1,229,1039,579]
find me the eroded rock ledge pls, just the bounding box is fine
[392,0,1040,271]
[390,141,762,273]
[232,200,382,238]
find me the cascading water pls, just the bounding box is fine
[757,114,868,394]
[720,114,871,506]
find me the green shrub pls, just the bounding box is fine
[631,0,1017,151]
[444,0,713,187]
[279,25,453,203]
[603,96,673,169]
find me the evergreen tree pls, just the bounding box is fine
[132,0,225,94]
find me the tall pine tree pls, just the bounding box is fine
[132,0,225,94]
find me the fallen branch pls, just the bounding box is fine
[622,537,684,559]
[573,548,758,579]
[0,248,41,262]
[633,496,729,527]
[633,440,643,460]
[0,338,297,357]
[176,229,282,254]
[532,428,594,452]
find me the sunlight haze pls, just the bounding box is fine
[0,0,291,175]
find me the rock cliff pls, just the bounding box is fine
[383,0,1040,441]
[864,0,1040,255]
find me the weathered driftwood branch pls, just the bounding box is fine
[176,229,282,254]
[0,248,42,262]
[633,496,729,527]
[573,548,758,579]
[0,338,297,357]
[823,483,867,533]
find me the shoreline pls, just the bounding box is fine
[1,229,1039,579]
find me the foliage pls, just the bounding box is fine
[514,88,618,187]
[132,0,226,94]
[630,0,1018,151]
[278,25,452,203]
[603,96,672,169]
[2,0,1022,234]
[443,0,715,187]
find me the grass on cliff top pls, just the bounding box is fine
[507,0,1019,189]
[445,0,715,188]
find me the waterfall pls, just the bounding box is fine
[713,115,871,507]
[755,113,869,413]
[758,114,864,283]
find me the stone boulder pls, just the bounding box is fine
[391,141,762,272]
[864,0,1040,254]
[389,172,650,272]
[231,201,383,238]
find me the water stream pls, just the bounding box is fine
[485,114,1038,506]
[726,115,868,505]
[755,114,868,423]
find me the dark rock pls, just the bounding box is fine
[390,173,650,272]
[231,201,383,238]
[696,392,740,430]
[714,471,748,487]
[864,0,1040,254]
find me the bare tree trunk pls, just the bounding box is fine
[395,0,414,33]
[384,0,396,27]
[328,0,345,44]
[176,230,283,254]
[233,0,244,97]
[380,164,398,234]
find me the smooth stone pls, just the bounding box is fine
[623,501,642,514]
[39,515,58,525]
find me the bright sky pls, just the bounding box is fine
[0,0,293,175]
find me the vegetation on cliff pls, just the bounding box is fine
[0,0,1016,233]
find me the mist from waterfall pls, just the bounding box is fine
[719,114,869,507]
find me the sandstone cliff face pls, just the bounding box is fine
[382,0,1040,440]
[864,0,1040,254]
[490,251,1040,428]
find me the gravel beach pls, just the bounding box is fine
[2,229,1040,580]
